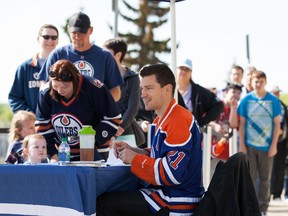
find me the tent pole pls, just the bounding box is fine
[170,0,178,102]
[112,0,119,37]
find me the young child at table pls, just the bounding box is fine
[5,110,36,164]
[22,134,49,164]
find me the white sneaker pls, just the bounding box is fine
[273,197,282,201]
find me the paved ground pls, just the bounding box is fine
[267,199,288,215]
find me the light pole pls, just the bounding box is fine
[112,0,119,37]
[246,34,250,64]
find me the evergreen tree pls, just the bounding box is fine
[118,0,171,71]
[0,104,13,128]
[62,18,71,43]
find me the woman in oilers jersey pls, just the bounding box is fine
[35,59,121,162]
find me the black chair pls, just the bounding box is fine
[194,152,261,216]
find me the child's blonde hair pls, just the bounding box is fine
[8,110,36,144]
[22,134,46,160]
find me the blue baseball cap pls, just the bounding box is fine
[178,58,192,71]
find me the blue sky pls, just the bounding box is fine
[1,0,288,103]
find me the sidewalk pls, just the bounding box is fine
[268,199,288,215]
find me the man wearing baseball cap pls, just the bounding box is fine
[270,85,288,202]
[38,12,122,101]
[177,58,224,127]
[68,12,91,34]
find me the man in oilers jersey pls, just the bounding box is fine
[97,64,204,216]
[35,59,121,162]
[37,12,123,101]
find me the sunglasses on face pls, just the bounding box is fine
[49,71,72,82]
[41,35,58,40]
[178,66,191,72]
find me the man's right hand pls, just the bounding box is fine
[113,141,130,158]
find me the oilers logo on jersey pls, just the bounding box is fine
[51,114,82,146]
[74,60,94,77]
[33,72,40,80]
[102,130,108,138]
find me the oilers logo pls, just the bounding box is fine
[74,60,94,77]
[102,130,108,138]
[51,114,82,146]
[29,72,41,88]
[33,72,40,80]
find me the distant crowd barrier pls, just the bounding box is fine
[202,125,238,189]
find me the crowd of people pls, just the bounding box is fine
[4,11,288,216]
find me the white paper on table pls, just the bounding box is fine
[106,134,137,166]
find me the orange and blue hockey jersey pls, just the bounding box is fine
[131,99,204,215]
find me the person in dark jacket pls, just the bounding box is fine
[270,86,288,201]
[103,38,144,146]
[177,58,224,127]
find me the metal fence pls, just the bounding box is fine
[202,126,238,189]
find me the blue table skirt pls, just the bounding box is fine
[0,164,138,216]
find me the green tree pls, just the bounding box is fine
[0,104,13,128]
[118,0,171,71]
[62,18,71,42]
[280,94,288,106]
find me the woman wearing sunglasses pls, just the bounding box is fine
[35,59,121,162]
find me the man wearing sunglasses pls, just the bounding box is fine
[37,12,123,102]
[8,24,59,113]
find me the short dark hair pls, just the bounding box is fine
[231,65,244,74]
[251,70,267,80]
[49,60,80,102]
[225,82,243,92]
[38,24,59,37]
[103,37,127,63]
[139,64,176,95]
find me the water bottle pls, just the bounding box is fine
[79,125,96,161]
[58,137,70,164]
